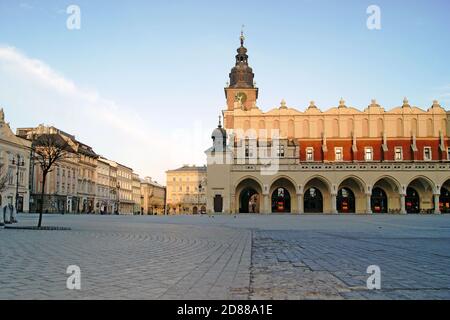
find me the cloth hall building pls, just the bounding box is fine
[205,34,450,215]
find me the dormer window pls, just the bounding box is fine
[424,147,432,161]
[306,148,314,162]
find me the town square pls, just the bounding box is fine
[1,0,450,303]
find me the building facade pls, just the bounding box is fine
[132,173,142,214]
[117,163,134,214]
[140,177,166,215]
[17,125,99,213]
[166,165,207,214]
[0,109,31,213]
[95,157,113,214]
[206,34,450,215]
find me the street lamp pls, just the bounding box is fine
[12,154,25,213]
[116,181,120,215]
[198,183,202,214]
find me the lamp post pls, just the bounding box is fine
[12,154,25,212]
[198,183,202,214]
[116,181,120,215]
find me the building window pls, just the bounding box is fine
[335,147,343,161]
[364,147,373,161]
[245,145,254,158]
[306,148,314,162]
[447,147,450,161]
[277,145,285,158]
[424,147,432,161]
[395,147,403,161]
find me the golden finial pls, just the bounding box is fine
[240,24,245,46]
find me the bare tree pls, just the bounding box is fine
[0,162,10,194]
[32,134,75,228]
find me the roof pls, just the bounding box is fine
[167,165,207,173]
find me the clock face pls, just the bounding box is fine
[235,92,247,104]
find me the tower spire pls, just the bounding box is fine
[240,24,245,46]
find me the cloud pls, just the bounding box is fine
[0,46,209,183]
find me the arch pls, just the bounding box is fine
[362,118,369,137]
[347,118,354,137]
[377,118,384,136]
[201,206,206,214]
[337,176,367,213]
[273,120,280,130]
[406,176,435,213]
[303,175,332,213]
[304,187,323,213]
[439,187,450,213]
[193,206,198,214]
[406,187,420,213]
[317,119,324,137]
[372,175,401,193]
[337,187,355,213]
[258,120,265,130]
[337,175,367,194]
[304,175,332,192]
[372,176,402,213]
[271,187,291,213]
[426,118,433,137]
[332,118,339,137]
[288,119,295,138]
[234,175,264,192]
[397,118,403,137]
[371,187,388,213]
[406,176,435,192]
[244,120,250,131]
[269,177,297,214]
[411,118,418,136]
[235,177,263,214]
[303,119,310,137]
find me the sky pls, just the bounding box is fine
[0,0,449,183]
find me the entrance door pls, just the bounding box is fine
[193,206,198,214]
[214,195,223,213]
[271,187,291,213]
[240,188,258,213]
[371,187,388,213]
[406,187,420,213]
[337,188,355,213]
[304,188,323,213]
[439,188,450,213]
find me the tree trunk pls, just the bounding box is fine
[38,172,47,228]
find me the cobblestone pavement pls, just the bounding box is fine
[1,214,450,299]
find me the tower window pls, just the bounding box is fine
[335,147,343,161]
[424,147,432,161]
[277,145,285,158]
[364,147,373,161]
[306,148,314,161]
[395,147,403,161]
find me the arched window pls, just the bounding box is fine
[317,119,324,137]
[288,119,295,138]
[377,118,384,136]
[411,118,418,136]
[347,118,354,137]
[303,120,309,137]
[397,118,403,137]
[362,118,369,137]
[332,119,339,137]
[427,118,433,136]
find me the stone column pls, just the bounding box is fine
[434,194,441,214]
[366,193,373,214]
[297,193,304,214]
[331,193,338,214]
[263,194,270,214]
[400,194,407,214]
